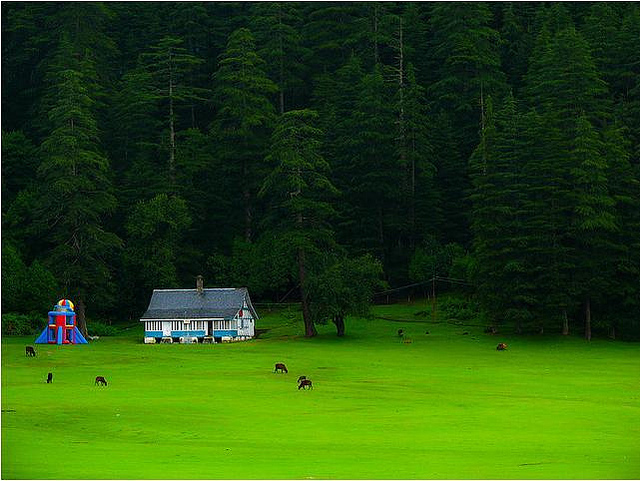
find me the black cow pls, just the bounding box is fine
[496,343,508,351]
[298,379,313,390]
[95,376,108,386]
[274,363,288,373]
[46,372,53,384]
[25,346,36,357]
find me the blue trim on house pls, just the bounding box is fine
[213,330,238,337]
[144,329,239,338]
[167,330,206,337]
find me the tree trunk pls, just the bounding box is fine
[332,314,345,337]
[76,298,89,339]
[298,248,316,337]
[562,309,569,336]
[584,297,592,341]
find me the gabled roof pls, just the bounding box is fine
[140,287,258,321]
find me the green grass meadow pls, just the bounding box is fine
[2,303,640,479]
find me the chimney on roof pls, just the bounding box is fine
[196,275,204,295]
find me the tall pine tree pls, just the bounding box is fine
[37,35,121,334]
[259,110,338,337]
[211,28,277,242]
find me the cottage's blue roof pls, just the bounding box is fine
[140,288,258,321]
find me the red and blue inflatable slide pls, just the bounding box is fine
[35,299,88,345]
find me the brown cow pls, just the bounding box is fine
[274,363,288,373]
[25,346,36,357]
[496,343,507,351]
[95,376,108,386]
[298,379,313,390]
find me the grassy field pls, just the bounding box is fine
[2,302,639,479]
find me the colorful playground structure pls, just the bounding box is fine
[35,299,88,345]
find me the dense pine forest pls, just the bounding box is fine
[2,2,639,339]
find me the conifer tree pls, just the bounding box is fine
[301,3,361,76]
[349,64,398,261]
[111,64,162,202]
[569,114,617,340]
[427,2,506,244]
[123,194,191,314]
[37,36,121,335]
[523,22,616,334]
[400,64,437,248]
[617,7,640,164]
[212,28,277,242]
[250,3,309,113]
[34,3,117,140]
[1,131,39,212]
[601,126,640,338]
[499,3,535,94]
[470,93,536,331]
[259,110,338,337]
[139,36,207,189]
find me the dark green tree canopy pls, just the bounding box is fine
[1,2,639,339]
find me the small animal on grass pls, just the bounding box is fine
[95,376,108,386]
[25,346,36,357]
[46,372,53,384]
[274,363,288,373]
[397,329,404,337]
[425,331,430,335]
[297,375,307,383]
[496,343,508,351]
[298,379,313,390]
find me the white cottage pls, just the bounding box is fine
[140,280,258,343]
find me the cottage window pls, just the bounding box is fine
[146,321,162,331]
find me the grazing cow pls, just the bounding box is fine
[298,379,313,390]
[397,329,404,337]
[496,343,507,351]
[95,376,108,386]
[297,375,307,383]
[274,363,288,374]
[46,372,53,384]
[25,346,36,357]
